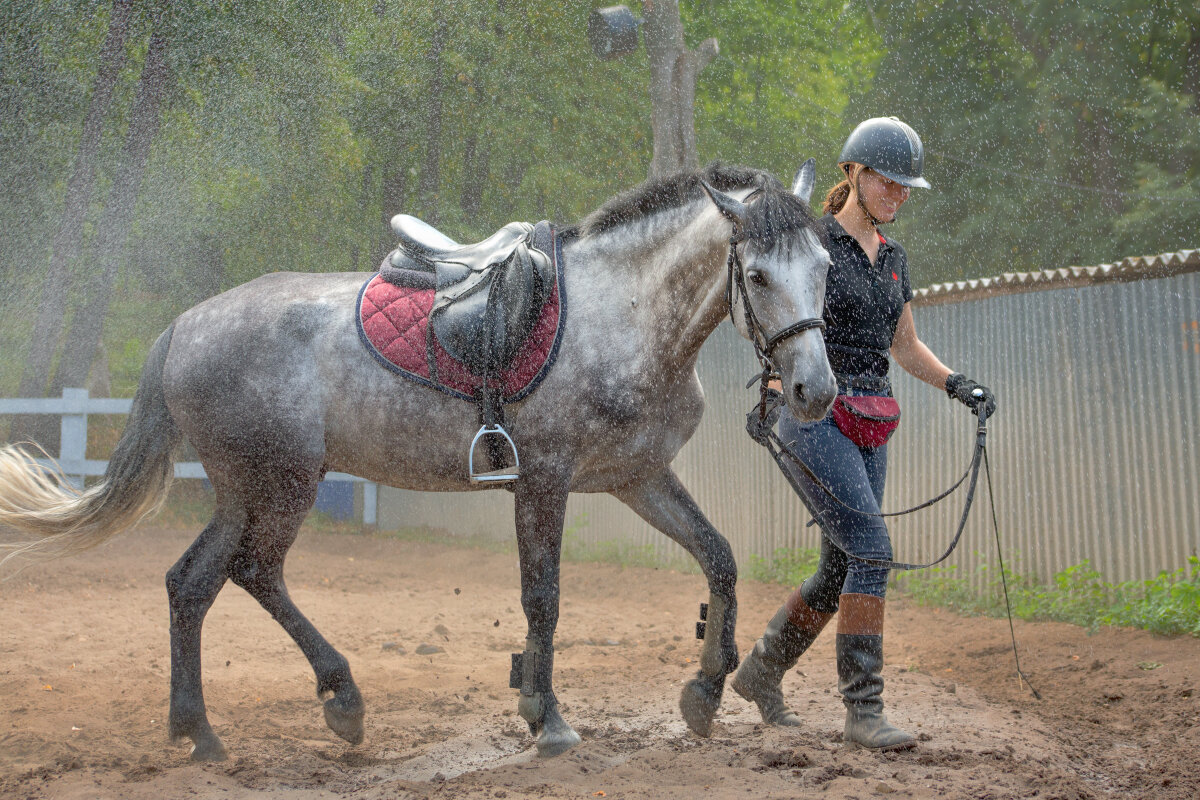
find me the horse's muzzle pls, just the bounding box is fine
[782,355,836,423]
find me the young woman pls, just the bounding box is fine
[731,117,996,750]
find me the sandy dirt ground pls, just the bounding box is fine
[1,522,1198,800]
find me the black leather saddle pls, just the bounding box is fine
[382,215,555,376]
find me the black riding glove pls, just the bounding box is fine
[945,373,997,419]
[746,388,785,445]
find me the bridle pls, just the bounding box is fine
[724,223,826,387]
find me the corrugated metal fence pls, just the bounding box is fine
[380,250,1200,586]
[889,251,1200,585]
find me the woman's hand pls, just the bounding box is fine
[746,388,785,445]
[944,373,997,418]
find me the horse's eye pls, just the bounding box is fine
[746,270,767,286]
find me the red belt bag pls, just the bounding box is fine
[831,394,901,448]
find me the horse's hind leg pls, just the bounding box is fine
[612,466,739,737]
[511,475,581,757]
[227,508,364,746]
[166,504,245,761]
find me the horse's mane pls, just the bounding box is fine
[568,162,824,252]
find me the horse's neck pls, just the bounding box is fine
[567,202,731,373]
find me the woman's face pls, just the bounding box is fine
[853,167,911,223]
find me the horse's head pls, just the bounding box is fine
[702,159,837,422]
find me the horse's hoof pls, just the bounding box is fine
[188,733,228,762]
[535,723,582,758]
[680,672,725,737]
[323,695,365,745]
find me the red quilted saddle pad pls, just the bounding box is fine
[356,271,564,402]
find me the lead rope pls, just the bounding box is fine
[757,399,1041,698]
[756,407,986,571]
[984,447,1042,699]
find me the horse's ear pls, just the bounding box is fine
[700,180,748,227]
[792,158,816,203]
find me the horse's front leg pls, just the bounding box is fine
[612,466,738,737]
[511,473,582,757]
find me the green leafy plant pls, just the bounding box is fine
[1099,557,1200,637]
[560,513,694,571]
[898,556,1200,637]
[743,546,821,587]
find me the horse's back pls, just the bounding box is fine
[162,273,365,474]
[175,271,366,332]
[161,271,493,491]
[166,271,365,394]
[155,257,712,495]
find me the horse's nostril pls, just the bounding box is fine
[794,382,807,402]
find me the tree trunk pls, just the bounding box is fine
[460,134,490,220]
[10,0,133,446]
[1086,108,1123,217]
[375,167,409,265]
[1184,15,1200,117]
[642,0,717,179]
[46,12,172,430]
[502,157,528,196]
[417,18,448,224]
[349,162,374,271]
[192,227,226,305]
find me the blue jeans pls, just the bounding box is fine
[776,388,894,611]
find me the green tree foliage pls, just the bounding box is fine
[856,0,1200,284]
[2,0,1198,396]
[685,0,882,183]
[0,0,117,371]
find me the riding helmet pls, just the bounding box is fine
[838,117,931,189]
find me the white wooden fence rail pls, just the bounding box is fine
[0,388,378,525]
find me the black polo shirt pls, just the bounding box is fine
[820,214,914,378]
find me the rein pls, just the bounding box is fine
[760,400,1039,697]
[754,391,989,571]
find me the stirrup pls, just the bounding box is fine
[468,424,520,483]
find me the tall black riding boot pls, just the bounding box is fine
[731,595,832,726]
[836,593,915,750]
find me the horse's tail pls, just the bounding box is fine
[0,324,182,566]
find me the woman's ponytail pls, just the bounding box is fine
[824,163,865,215]
[823,180,851,215]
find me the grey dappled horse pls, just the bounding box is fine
[0,162,835,760]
